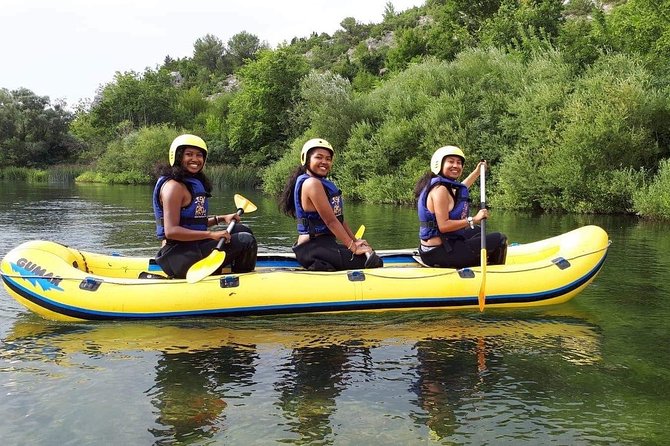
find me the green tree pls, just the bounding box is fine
[89,70,178,138]
[386,27,427,71]
[547,54,665,212]
[174,87,209,130]
[226,47,309,165]
[556,11,608,69]
[634,159,670,219]
[264,70,361,196]
[0,88,77,167]
[226,31,266,71]
[498,52,668,213]
[478,0,565,65]
[81,125,179,184]
[300,49,525,204]
[606,0,670,72]
[338,17,370,45]
[383,2,396,21]
[193,34,226,72]
[495,51,575,210]
[423,0,500,60]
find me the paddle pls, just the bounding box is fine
[185,194,257,283]
[477,161,487,312]
[353,225,383,268]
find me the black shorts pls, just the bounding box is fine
[292,234,368,271]
[419,232,507,269]
[155,224,257,278]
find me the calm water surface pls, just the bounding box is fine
[0,182,668,445]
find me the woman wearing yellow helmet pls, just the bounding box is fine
[279,138,382,271]
[152,134,257,278]
[414,145,507,268]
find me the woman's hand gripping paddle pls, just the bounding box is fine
[186,194,257,283]
[477,162,487,312]
[354,225,383,268]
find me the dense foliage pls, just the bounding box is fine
[0,88,81,166]
[3,0,670,218]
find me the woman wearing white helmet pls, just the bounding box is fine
[279,138,383,271]
[414,145,507,268]
[152,134,257,278]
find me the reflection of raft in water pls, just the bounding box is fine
[3,311,602,365]
[0,226,609,322]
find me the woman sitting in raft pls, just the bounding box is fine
[279,138,383,271]
[153,134,257,278]
[414,145,507,269]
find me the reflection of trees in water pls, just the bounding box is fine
[411,338,488,439]
[148,345,257,445]
[274,343,370,445]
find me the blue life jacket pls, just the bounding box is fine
[294,173,344,237]
[418,176,470,240]
[153,176,209,240]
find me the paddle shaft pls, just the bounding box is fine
[185,194,258,283]
[480,164,486,250]
[478,161,487,312]
[213,209,243,252]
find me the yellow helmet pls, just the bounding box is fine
[430,145,465,175]
[300,138,334,165]
[169,134,208,166]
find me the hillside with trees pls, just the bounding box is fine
[2,0,669,217]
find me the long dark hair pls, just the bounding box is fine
[153,148,213,193]
[414,171,435,200]
[279,165,307,218]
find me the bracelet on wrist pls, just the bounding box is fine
[348,239,355,251]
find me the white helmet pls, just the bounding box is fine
[300,138,334,165]
[430,145,465,175]
[169,134,208,166]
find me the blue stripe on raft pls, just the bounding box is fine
[1,253,606,321]
[256,259,301,268]
[375,255,415,264]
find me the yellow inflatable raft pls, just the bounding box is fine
[0,226,609,322]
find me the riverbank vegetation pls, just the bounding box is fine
[1,0,669,217]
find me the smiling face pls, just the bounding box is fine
[441,155,464,180]
[180,146,206,174]
[307,147,333,177]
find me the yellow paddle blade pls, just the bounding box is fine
[186,194,255,284]
[355,225,366,239]
[186,250,226,284]
[234,194,257,214]
[478,249,487,312]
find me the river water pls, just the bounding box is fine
[0,182,668,445]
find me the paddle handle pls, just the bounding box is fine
[213,208,244,251]
[352,224,380,266]
[353,225,370,258]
